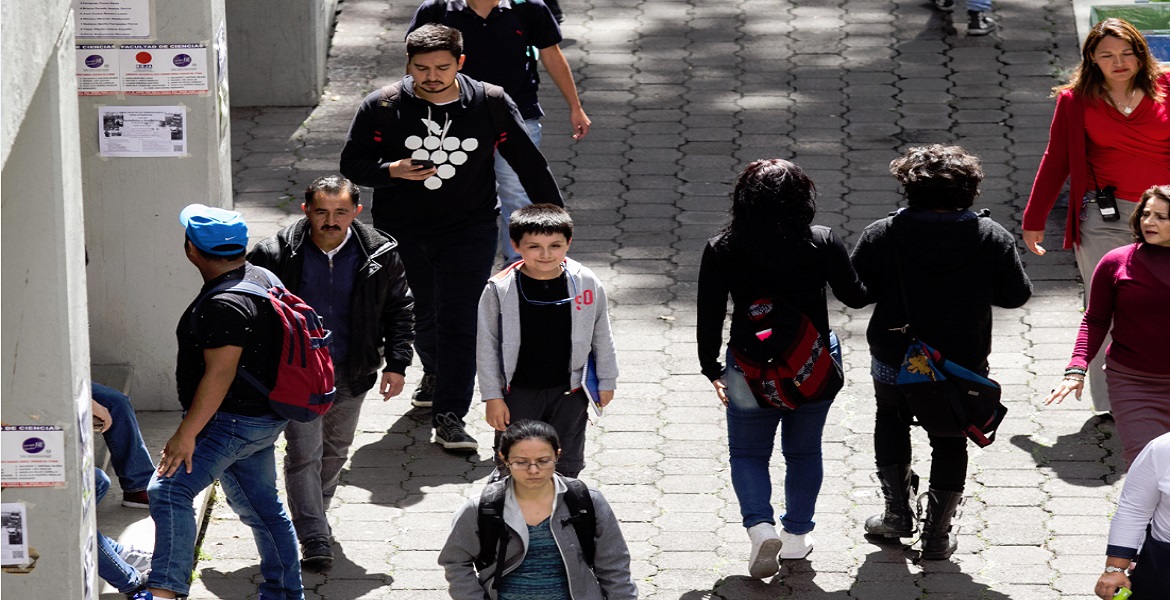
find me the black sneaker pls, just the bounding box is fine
[933,0,955,11]
[301,538,334,570]
[434,412,478,451]
[411,373,436,408]
[967,12,997,36]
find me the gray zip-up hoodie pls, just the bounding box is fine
[438,474,639,600]
[476,257,618,399]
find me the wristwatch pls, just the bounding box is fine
[1104,565,1126,574]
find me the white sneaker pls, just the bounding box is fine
[779,529,813,560]
[118,545,152,574]
[746,523,782,579]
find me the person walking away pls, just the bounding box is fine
[852,145,1032,560]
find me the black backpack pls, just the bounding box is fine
[474,478,596,586]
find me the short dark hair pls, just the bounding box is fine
[509,203,574,244]
[889,144,983,210]
[406,24,463,59]
[498,420,561,460]
[1131,185,1170,242]
[185,236,244,262]
[305,175,359,207]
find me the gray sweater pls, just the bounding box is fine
[438,474,639,600]
[476,257,618,399]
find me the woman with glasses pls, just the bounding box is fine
[696,159,868,578]
[438,420,638,600]
[1021,18,1169,415]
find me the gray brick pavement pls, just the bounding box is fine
[191,0,1123,598]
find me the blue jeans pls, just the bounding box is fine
[392,222,498,426]
[724,333,840,534]
[95,468,145,594]
[495,117,542,263]
[967,0,991,12]
[93,382,155,492]
[148,412,302,599]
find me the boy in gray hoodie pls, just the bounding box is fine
[476,204,618,476]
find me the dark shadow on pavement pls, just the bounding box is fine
[1010,414,1125,486]
[854,547,1014,599]
[678,565,842,600]
[344,410,494,508]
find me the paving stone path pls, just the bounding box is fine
[194,1,1125,598]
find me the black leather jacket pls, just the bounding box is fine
[248,219,414,394]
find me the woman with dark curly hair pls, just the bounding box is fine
[697,159,867,578]
[1022,18,1169,414]
[1046,185,1170,467]
[852,145,1032,559]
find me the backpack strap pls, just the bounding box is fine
[481,83,514,144]
[475,479,510,589]
[372,81,404,146]
[560,479,596,569]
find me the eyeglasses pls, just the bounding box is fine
[507,458,557,471]
[515,265,579,306]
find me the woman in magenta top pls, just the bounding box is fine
[1023,18,1169,414]
[1045,186,1170,466]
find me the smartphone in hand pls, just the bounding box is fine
[412,159,435,169]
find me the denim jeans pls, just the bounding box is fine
[93,382,155,493]
[724,333,840,534]
[284,374,365,543]
[148,412,302,599]
[966,0,991,11]
[495,117,542,263]
[95,468,145,594]
[392,222,497,427]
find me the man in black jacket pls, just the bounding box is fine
[340,24,562,452]
[248,175,414,568]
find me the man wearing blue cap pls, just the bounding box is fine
[145,204,303,600]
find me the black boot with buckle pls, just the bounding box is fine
[865,464,919,539]
[920,487,963,559]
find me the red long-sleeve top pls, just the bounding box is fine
[1070,243,1170,374]
[1023,74,1170,249]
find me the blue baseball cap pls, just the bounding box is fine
[179,204,248,256]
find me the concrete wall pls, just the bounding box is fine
[1,4,95,598]
[226,0,337,106]
[0,0,74,163]
[80,0,233,410]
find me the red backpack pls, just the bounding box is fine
[192,267,336,422]
[729,297,843,410]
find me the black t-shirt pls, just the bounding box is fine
[511,270,571,389]
[175,264,281,416]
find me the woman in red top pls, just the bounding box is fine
[1023,18,1170,414]
[1045,186,1170,466]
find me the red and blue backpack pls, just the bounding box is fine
[192,266,336,422]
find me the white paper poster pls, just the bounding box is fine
[1,503,30,567]
[77,45,121,96]
[74,0,151,39]
[1,426,66,487]
[120,44,209,95]
[98,106,187,157]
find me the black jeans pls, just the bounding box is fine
[388,221,497,426]
[873,380,967,492]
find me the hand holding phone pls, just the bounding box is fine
[411,158,435,169]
